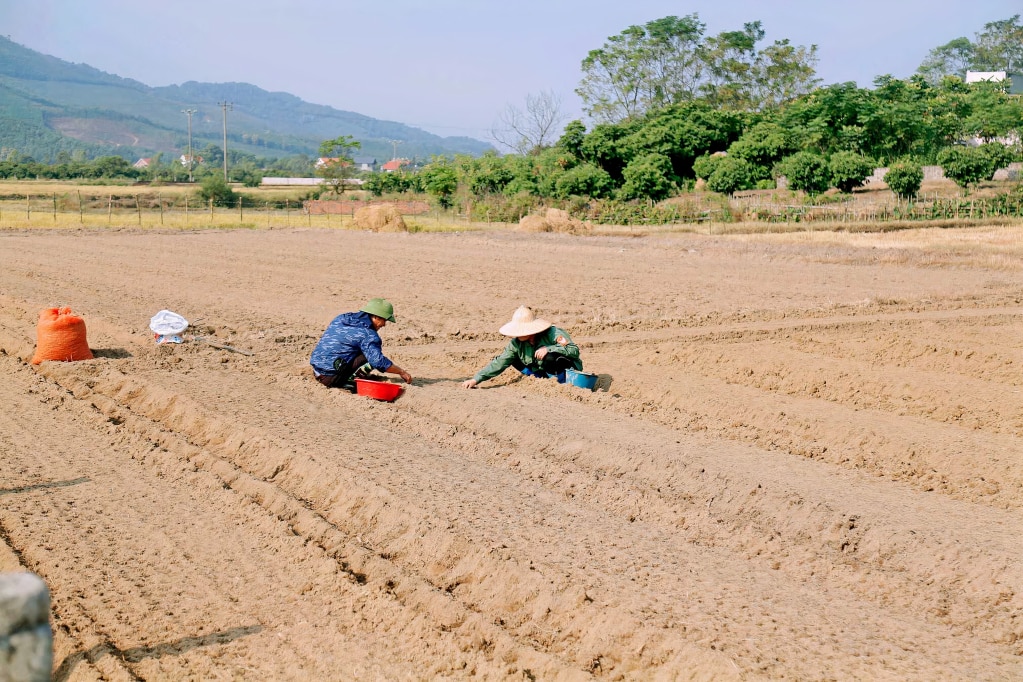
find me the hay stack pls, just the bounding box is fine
[354,204,407,232]
[517,208,590,235]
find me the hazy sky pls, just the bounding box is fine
[1,1,1018,140]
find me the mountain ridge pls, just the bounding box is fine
[0,36,492,163]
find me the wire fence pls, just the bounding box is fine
[0,192,490,231]
[2,189,1022,231]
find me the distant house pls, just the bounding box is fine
[353,156,377,172]
[315,157,354,169]
[381,158,410,173]
[965,70,1023,95]
[180,154,203,167]
[133,158,151,169]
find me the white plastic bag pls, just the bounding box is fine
[149,309,189,336]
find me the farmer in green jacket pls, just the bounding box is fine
[462,306,582,388]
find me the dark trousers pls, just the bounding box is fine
[315,354,369,388]
[512,352,575,378]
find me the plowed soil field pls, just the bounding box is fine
[1,224,1022,680]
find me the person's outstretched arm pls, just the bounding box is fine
[384,363,413,383]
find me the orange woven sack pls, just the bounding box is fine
[31,307,94,364]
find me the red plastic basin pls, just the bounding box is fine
[354,378,404,402]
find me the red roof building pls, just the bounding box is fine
[381,158,410,172]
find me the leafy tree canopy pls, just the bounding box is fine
[577,14,819,123]
[884,161,924,199]
[916,15,1023,82]
[776,151,830,195]
[317,135,361,195]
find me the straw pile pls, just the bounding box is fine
[517,208,590,235]
[354,204,407,232]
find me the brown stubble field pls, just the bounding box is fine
[0,209,1022,679]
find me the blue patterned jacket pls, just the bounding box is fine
[310,311,393,376]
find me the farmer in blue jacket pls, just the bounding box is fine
[310,298,413,390]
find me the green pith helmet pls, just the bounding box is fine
[360,298,396,322]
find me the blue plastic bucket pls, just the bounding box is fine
[565,368,598,390]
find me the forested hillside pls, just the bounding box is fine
[0,36,491,163]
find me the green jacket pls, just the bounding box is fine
[473,326,582,384]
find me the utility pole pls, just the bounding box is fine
[181,108,197,182]
[388,139,402,160]
[218,101,233,181]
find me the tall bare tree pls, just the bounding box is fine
[491,90,568,155]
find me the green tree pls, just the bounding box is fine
[706,156,756,195]
[577,14,706,123]
[700,23,820,111]
[420,161,458,208]
[916,16,1023,81]
[749,39,820,109]
[699,22,763,109]
[977,142,1015,174]
[91,155,134,178]
[727,121,793,179]
[883,161,923,199]
[777,82,875,156]
[554,163,614,198]
[618,153,676,200]
[317,135,361,195]
[198,143,223,169]
[917,37,976,83]
[692,152,725,180]
[577,24,649,123]
[465,151,515,195]
[972,15,1023,71]
[776,151,830,195]
[963,84,1023,142]
[620,103,744,181]
[578,120,639,183]
[197,175,237,207]
[828,151,874,193]
[386,170,422,195]
[556,120,587,157]
[937,146,994,192]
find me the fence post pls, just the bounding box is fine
[238,197,243,222]
[135,194,142,226]
[158,193,164,225]
[77,191,83,224]
[107,193,112,223]
[52,192,56,223]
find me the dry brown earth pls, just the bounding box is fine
[1,223,1021,680]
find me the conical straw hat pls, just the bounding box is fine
[499,306,552,336]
